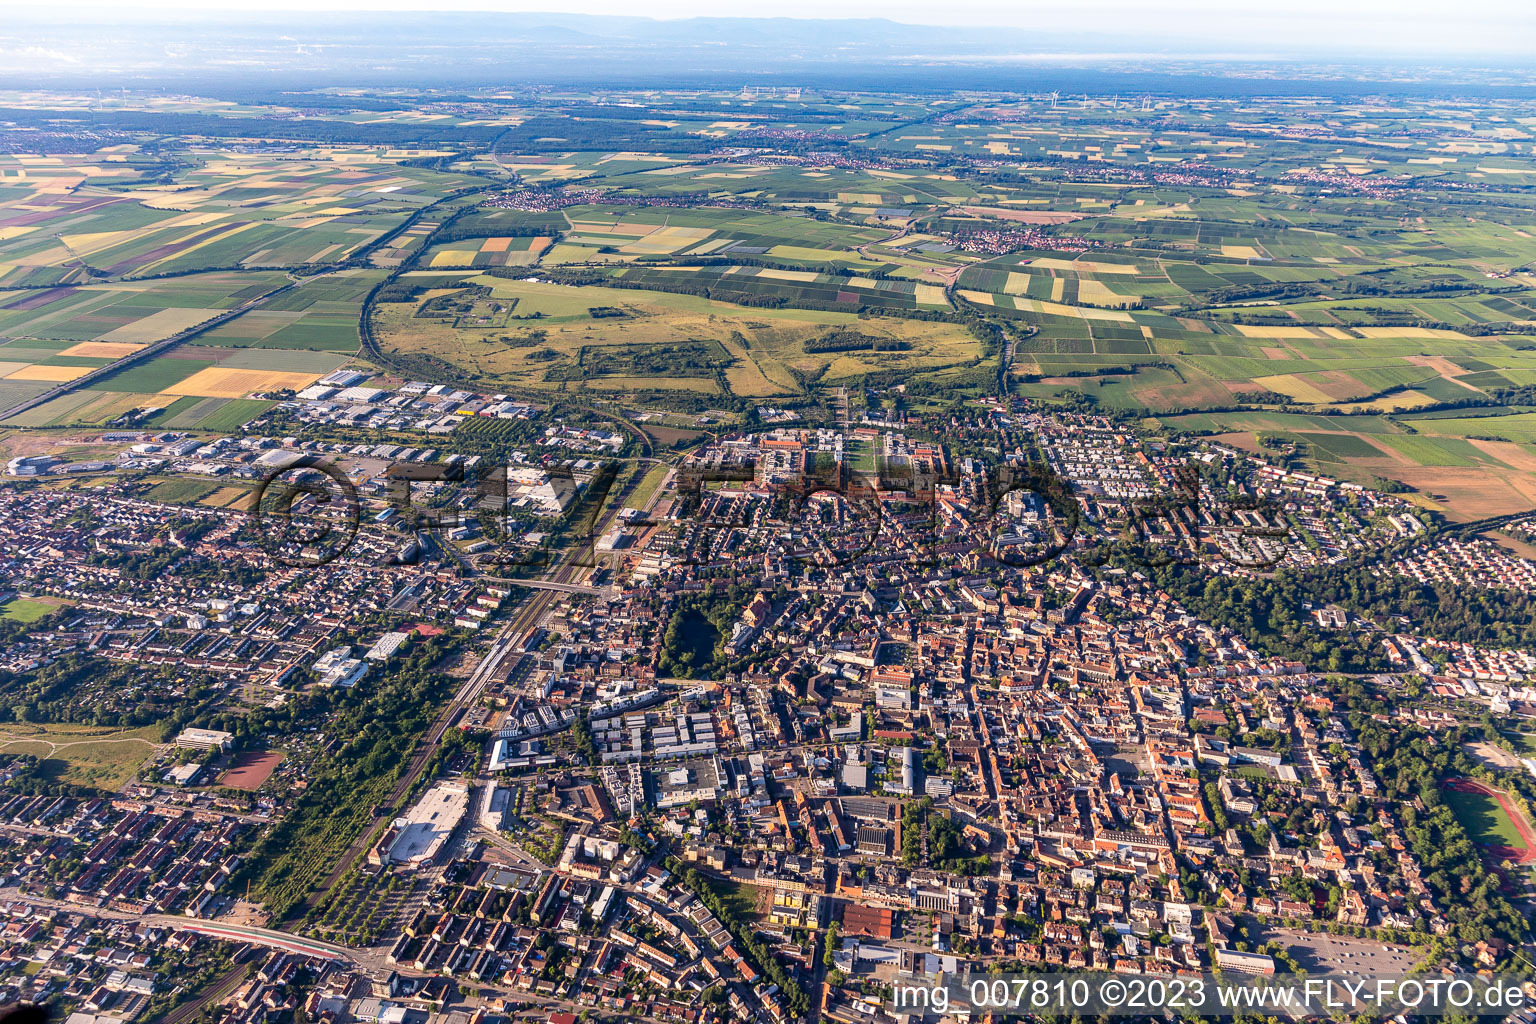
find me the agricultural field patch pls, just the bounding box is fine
[372,276,981,399]
[0,151,478,285]
[160,366,324,398]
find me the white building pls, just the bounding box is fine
[314,646,368,688]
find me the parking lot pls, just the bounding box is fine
[1266,927,1421,975]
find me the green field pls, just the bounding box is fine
[625,464,670,509]
[1444,784,1530,851]
[145,478,220,504]
[1,597,60,623]
[705,877,763,923]
[1415,413,1536,445]
[1373,434,1484,468]
[0,721,164,791]
[193,398,277,430]
[0,88,1534,520]
[86,356,213,393]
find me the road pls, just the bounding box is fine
[0,888,367,967]
[855,219,913,261]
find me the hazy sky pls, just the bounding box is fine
[27,0,1534,26]
[15,0,1536,55]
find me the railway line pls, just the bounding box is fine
[290,481,626,924]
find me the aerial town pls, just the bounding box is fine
[4,382,1535,1024]
[3,13,1536,1024]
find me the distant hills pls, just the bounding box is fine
[2,10,1532,91]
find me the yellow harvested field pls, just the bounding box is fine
[1334,391,1442,413]
[650,226,714,240]
[1076,261,1141,275]
[431,250,479,266]
[58,341,148,359]
[1077,280,1129,306]
[1254,373,1336,404]
[757,269,821,282]
[1233,324,1327,339]
[1355,326,1470,339]
[621,235,696,255]
[199,486,254,510]
[914,285,949,305]
[1028,257,1139,275]
[1013,298,1135,323]
[5,364,92,382]
[97,307,221,343]
[958,290,994,305]
[56,230,135,255]
[1221,245,1262,258]
[160,367,322,398]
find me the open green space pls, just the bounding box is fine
[1444,785,1529,851]
[1,597,61,623]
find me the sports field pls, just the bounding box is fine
[1445,779,1536,863]
[0,596,62,623]
[219,750,286,791]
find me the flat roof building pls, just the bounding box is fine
[175,728,234,752]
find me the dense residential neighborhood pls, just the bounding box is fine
[4,384,1536,1024]
[3,34,1536,1024]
